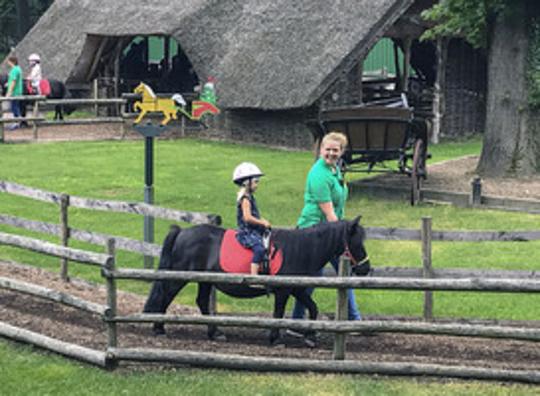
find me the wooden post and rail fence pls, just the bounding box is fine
[0,181,539,381]
[0,90,202,143]
[1,180,539,318]
[0,230,539,382]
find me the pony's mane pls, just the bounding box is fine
[273,220,347,239]
[275,219,365,241]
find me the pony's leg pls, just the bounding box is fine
[269,288,291,345]
[143,280,187,335]
[196,283,226,341]
[291,288,319,347]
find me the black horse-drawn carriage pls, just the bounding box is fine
[309,103,429,205]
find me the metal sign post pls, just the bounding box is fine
[132,122,169,269]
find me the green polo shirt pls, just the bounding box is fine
[297,158,348,229]
[7,65,23,96]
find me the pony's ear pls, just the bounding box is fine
[348,215,362,232]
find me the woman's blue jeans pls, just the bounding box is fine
[292,256,361,320]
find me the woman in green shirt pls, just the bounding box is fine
[6,55,23,129]
[291,132,362,322]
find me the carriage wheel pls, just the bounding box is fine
[410,139,425,205]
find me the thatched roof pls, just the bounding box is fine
[8,0,414,110]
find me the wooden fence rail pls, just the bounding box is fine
[0,180,221,224]
[108,348,540,383]
[0,322,107,367]
[0,276,106,315]
[105,268,540,293]
[0,231,110,267]
[111,314,540,341]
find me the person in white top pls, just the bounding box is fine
[27,53,42,94]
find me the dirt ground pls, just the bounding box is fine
[1,123,539,373]
[367,155,540,201]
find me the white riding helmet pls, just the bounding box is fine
[232,162,263,185]
[28,53,40,62]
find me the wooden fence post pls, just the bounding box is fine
[333,255,349,360]
[32,100,39,140]
[60,194,70,281]
[105,238,118,349]
[422,217,433,320]
[470,176,482,206]
[93,79,99,117]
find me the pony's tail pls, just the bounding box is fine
[158,225,182,270]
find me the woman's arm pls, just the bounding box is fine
[6,80,15,97]
[241,198,271,228]
[318,201,338,222]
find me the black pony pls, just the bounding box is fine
[0,75,73,120]
[143,217,370,345]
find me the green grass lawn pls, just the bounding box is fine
[0,136,538,394]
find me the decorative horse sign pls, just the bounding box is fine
[133,82,179,125]
[133,82,220,125]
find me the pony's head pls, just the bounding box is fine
[345,216,371,276]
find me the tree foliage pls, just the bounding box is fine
[0,0,53,58]
[421,0,509,48]
[422,0,540,108]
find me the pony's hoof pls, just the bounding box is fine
[303,332,317,348]
[152,324,166,336]
[303,337,317,348]
[209,329,227,342]
[270,335,286,347]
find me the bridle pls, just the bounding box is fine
[343,239,369,267]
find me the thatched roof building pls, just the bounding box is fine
[4,0,486,147]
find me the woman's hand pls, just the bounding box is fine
[261,219,271,229]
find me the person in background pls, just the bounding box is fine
[232,162,272,276]
[27,53,42,95]
[5,55,23,130]
[290,132,362,328]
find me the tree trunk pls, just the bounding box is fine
[477,3,540,177]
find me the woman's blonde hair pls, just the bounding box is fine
[321,131,348,150]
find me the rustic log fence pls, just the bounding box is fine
[0,95,126,142]
[352,174,540,214]
[0,230,539,382]
[0,93,199,143]
[1,180,539,318]
[0,180,220,277]
[0,181,539,380]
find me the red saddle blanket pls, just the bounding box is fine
[219,230,283,275]
[26,79,51,96]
